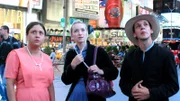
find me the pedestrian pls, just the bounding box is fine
[0,28,2,43]
[4,22,55,101]
[61,20,118,101]
[50,48,56,62]
[0,25,21,101]
[119,14,179,101]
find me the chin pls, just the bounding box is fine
[33,43,42,47]
[78,40,85,43]
[140,37,150,41]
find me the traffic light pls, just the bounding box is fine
[60,18,65,27]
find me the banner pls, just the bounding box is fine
[46,0,64,21]
[69,0,99,20]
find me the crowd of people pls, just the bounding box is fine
[0,14,179,101]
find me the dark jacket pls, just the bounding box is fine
[120,44,179,101]
[61,41,118,101]
[0,36,21,64]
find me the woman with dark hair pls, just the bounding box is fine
[5,22,55,101]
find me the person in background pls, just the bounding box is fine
[119,14,179,101]
[50,48,56,62]
[61,20,118,101]
[0,25,21,101]
[5,22,55,101]
[0,28,2,43]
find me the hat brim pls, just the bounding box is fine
[125,14,160,45]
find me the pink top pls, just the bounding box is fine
[5,48,54,101]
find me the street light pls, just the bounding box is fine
[165,4,178,40]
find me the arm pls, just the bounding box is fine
[119,55,133,97]
[97,47,119,80]
[149,52,179,100]
[48,83,55,101]
[5,51,20,101]
[6,78,16,101]
[61,51,78,85]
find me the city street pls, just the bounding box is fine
[54,65,180,101]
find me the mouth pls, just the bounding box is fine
[141,30,147,34]
[34,40,40,42]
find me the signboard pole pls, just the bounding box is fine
[62,0,67,53]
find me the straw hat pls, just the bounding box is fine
[125,14,160,45]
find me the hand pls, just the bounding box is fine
[71,54,84,69]
[88,65,104,75]
[131,80,150,101]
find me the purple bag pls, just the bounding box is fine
[86,46,116,98]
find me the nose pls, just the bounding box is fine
[78,31,83,35]
[140,25,145,29]
[35,33,41,38]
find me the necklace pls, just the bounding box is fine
[26,46,43,71]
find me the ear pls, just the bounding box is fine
[151,29,153,34]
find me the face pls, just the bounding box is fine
[133,20,153,41]
[0,28,6,36]
[27,25,45,47]
[71,23,88,44]
[0,29,2,35]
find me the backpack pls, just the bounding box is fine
[0,36,21,49]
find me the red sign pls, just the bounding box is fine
[50,36,63,42]
[105,0,123,28]
[138,6,150,15]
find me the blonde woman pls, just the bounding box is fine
[61,21,118,101]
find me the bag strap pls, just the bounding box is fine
[9,36,13,49]
[93,46,99,65]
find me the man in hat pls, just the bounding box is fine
[119,14,179,101]
[0,25,21,100]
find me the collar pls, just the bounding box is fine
[144,41,154,52]
[75,44,88,54]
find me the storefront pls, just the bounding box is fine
[0,0,43,43]
[0,5,25,41]
[42,0,66,48]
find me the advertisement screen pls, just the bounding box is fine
[161,13,180,27]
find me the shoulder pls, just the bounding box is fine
[151,44,174,59]
[11,37,19,42]
[7,48,24,58]
[42,52,51,59]
[13,48,27,55]
[126,47,138,57]
[154,44,172,54]
[97,46,106,53]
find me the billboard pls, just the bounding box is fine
[161,13,180,27]
[46,0,64,22]
[0,0,19,6]
[98,0,136,28]
[0,0,43,9]
[69,0,99,20]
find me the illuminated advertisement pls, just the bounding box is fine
[131,0,153,9]
[0,0,43,9]
[137,6,150,15]
[99,0,124,28]
[161,13,180,27]
[32,0,43,9]
[98,0,136,28]
[0,0,19,6]
[46,0,64,22]
[69,0,99,20]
